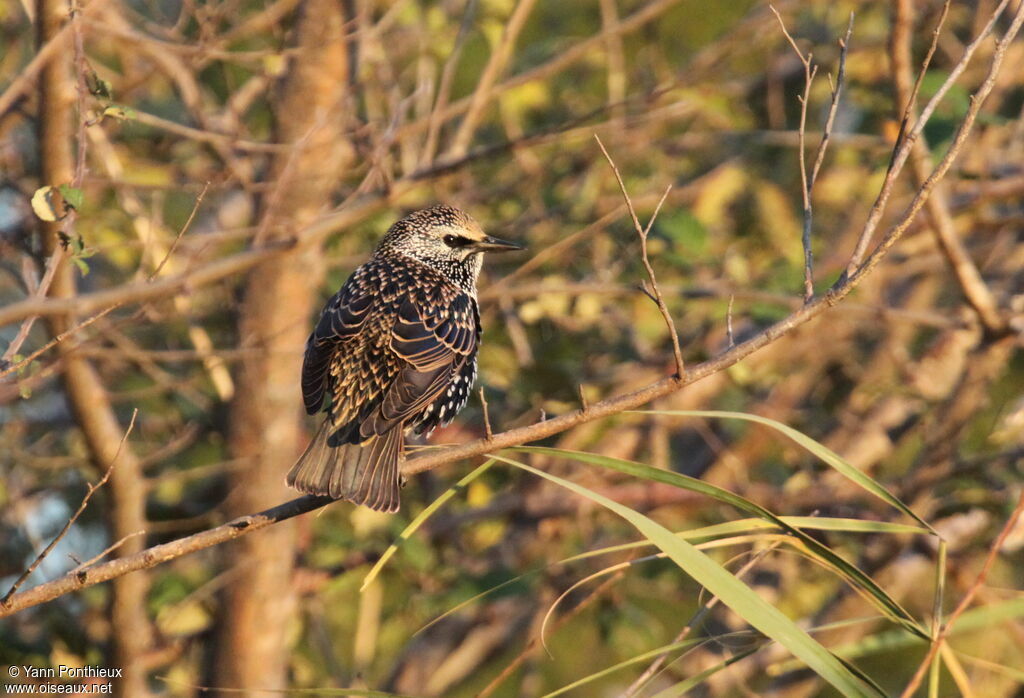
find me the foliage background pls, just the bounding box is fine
[1,0,1023,695]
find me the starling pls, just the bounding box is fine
[287,205,523,512]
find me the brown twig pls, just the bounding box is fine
[726,294,735,348]
[1,248,66,366]
[844,0,1009,275]
[771,7,853,304]
[69,529,146,575]
[0,185,209,380]
[899,491,1024,698]
[446,0,538,159]
[890,0,1006,335]
[420,0,478,166]
[843,1,1024,287]
[595,135,684,378]
[0,0,112,119]
[1,408,137,607]
[478,386,494,441]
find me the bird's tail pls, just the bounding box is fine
[287,421,403,513]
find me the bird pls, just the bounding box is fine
[287,205,523,512]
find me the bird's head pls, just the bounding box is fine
[376,205,523,285]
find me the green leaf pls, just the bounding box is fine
[511,446,927,639]
[102,105,137,121]
[493,454,884,698]
[630,410,933,531]
[72,257,90,277]
[85,71,112,99]
[57,184,84,210]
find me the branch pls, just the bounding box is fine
[844,0,1010,275]
[0,0,112,119]
[594,135,684,378]
[1,409,137,607]
[0,185,208,380]
[890,0,1007,335]
[771,7,853,304]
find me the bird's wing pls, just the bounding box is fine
[308,257,479,445]
[355,288,479,438]
[301,265,375,415]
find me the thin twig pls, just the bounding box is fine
[846,1,1024,287]
[726,294,735,348]
[845,0,1008,275]
[0,0,113,119]
[771,7,853,304]
[595,135,684,378]
[577,383,589,411]
[899,491,1024,698]
[0,185,209,380]
[478,386,494,441]
[151,182,209,279]
[446,0,539,159]
[1,248,66,366]
[421,0,478,166]
[811,14,854,187]
[890,0,1006,335]
[69,529,146,575]
[1,408,138,607]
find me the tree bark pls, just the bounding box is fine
[35,0,152,695]
[210,0,354,693]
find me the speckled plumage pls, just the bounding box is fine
[287,205,521,512]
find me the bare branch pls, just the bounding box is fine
[890,0,1006,334]
[69,530,147,575]
[446,0,538,159]
[726,294,735,348]
[1,408,137,607]
[771,7,853,304]
[594,135,684,378]
[0,185,209,380]
[479,386,494,441]
[0,0,112,119]
[845,0,1010,275]
[810,14,854,188]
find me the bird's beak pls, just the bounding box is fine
[473,235,525,253]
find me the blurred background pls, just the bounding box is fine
[1,0,1023,695]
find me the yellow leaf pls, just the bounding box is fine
[31,186,64,222]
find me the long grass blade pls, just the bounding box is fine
[630,410,933,531]
[511,446,927,638]
[493,453,884,698]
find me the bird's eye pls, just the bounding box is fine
[443,234,473,248]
